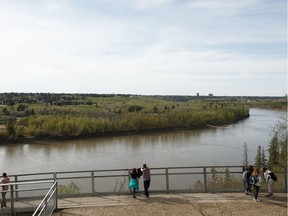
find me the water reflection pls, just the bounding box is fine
[0,108,286,175]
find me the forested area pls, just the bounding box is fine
[0,93,285,142]
[252,116,287,168]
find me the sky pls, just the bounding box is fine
[0,0,287,96]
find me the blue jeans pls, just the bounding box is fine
[144,180,150,197]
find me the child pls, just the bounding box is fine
[128,168,139,198]
[250,167,262,202]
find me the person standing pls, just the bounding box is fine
[243,165,253,195]
[0,173,10,208]
[242,166,249,194]
[263,167,276,197]
[250,167,262,202]
[141,164,151,197]
[245,165,254,195]
[128,168,139,198]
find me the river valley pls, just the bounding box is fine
[0,108,286,175]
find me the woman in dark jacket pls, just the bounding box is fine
[128,168,139,198]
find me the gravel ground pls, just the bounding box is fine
[52,193,287,216]
[53,203,287,216]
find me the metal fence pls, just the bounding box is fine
[0,165,287,215]
[32,181,58,216]
[0,180,56,215]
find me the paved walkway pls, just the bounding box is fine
[0,193,287,215]
[53,193,288,216]
[57,192,287,209]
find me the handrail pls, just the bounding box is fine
[0,180,54,187]
[0,180,55,215]
[32,181,58,216]
[0,166,286,215]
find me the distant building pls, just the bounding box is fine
[208,93,213,97]
[196,93,199,97]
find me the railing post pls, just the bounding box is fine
[10,184,14,216]
[53,172,58,211]
[284,166,287,193]
[203,167,207,193]
[165,168,169,193]
[53,172,57,182]
[55,181,58,210]
[91,171,95,195]
[14,175,19,201]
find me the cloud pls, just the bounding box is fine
[0,0,286,96]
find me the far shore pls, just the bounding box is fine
[0,124,220,145]
[1,106,286,145]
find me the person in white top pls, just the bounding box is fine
[263,167,276,198]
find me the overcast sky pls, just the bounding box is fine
[0,0,286,96]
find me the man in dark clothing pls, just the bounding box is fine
[245,165,254,195]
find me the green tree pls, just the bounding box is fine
[268,133,279,166]
[275,116,287,167]
[267,115,287,167]
[261,146,267,167]
[242,142,248,167]
[279,138,287,166]
[255,145,262,167]
[5,118,17,138]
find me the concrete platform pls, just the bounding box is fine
[1,192,287,215]
[57,192,288,209]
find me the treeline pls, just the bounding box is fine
[0,93,123,106]
[0,93,286,105]
[0,95,250,141]
[246,100,287,110]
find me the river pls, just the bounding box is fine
[0,108,286,175]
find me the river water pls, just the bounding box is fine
[0,108,286,175]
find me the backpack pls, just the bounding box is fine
[136,168,143,178]
[270,172,277,181]
[249,175,259,185]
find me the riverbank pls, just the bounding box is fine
[0,95,253,144]
[0,118,246,144]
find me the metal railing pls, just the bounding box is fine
[32,181,58,216]
[7,166,288,195]
[0,180,56,215]
[0,165,286,215]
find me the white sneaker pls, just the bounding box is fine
[253,198,260,202]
